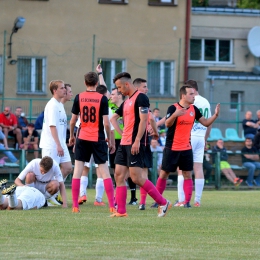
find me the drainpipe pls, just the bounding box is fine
[184,0,191,81]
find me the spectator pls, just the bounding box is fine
[203,142,212,184]
[150,139,163,174]
[241,137,260,187]
[256,110,260,131]
[15,107,28,134]
[152,108,165,130]
[253,130,260,151]
[242,111,258,140]
[0,106,23,149]
[158,129,166,148]
[213,139,243,186]
[34,111,44,135]
[23,123,39,159]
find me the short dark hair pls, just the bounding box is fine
[96,84,107,95]
[184,79,198,91]
[153,108,160,112]
[179,85,193,99]
[40,156,53,172]
[111,87,125,100]
[64,83,71,89]
[113,72,131,84]
[133,78,147,86]
[84,72,99,86]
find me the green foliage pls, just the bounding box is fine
[237,0,260,9]
[192,0,209,7]
[1,189,260,259]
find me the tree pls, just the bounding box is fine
[237,0,260,9]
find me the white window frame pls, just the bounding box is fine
[189,39,233,64]
[17,56,46,94]
[148,60,175,97]
[230,91,243,111]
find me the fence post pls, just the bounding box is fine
[214,152,221,189]
[19,149,26,172]
[151,152,158,185]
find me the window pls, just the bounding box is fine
[190,39,232,64]
[230,91,243,111]
[98,0,128,4]
[100,59,126,91]
[149,0,178,6]
[148,60,175,97]
[17,57,46,94]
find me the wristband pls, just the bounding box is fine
[98,72,103,75]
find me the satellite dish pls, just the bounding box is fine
[247,26,260,58]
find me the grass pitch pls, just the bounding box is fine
[1,189,260,260]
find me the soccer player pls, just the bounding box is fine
[40,80,72,181]
[110,72,171,217]
[69,71,115,213]
[0,180,46,210]
[155,85,220,207]
[133,78,159,210]
[14,156,67,207]
[175,80,212,207]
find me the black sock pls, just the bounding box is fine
[128,177,136,201]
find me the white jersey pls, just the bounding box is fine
[17,158,63,183]
[40,97,67,149]
[191,95,211,137]
[16,186,45,210]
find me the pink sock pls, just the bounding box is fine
[156,177,167,195]
[142,180,167,205]
[183,179,193,204]
[116,186,127,214]
[103,178,115,208]
[139,187,147,205]
[72,178,80,208]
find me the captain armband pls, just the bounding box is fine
[140,107,149,114]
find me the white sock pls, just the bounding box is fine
[95,178,104,202]
[8,192,18,208]
[44,191,52,199]
[194,179,205,203]
[177,175,185,202]
[80,176,88,197]
[26,182,35,188]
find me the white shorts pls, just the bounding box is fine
[191,136,205,163]
[16,186,46,210]
[41,146,71,164]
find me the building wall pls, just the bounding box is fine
[0,0,187,110]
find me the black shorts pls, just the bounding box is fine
[161,148,193,173]
[75,139,108,164]
[115,144,145,168]
[109,139,121,169]
[144,145,152,168]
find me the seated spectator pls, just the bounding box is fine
[15,107,28,134]
[23,123,39,159]
[213,139,243,186]
[203,142,213,184]
[241,137,260,187]
[34,111,44,135]
[256,110,260,131]
[150,139,163,174]
[0,106,23,149]
[152,108,165,130]
[242,111,258,140]
[0,129,19,165]
[158,129,166,148]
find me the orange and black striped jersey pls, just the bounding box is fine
[165,103,202,151]
[71,91,108,142]
[115,90,149,145]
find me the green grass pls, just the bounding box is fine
[1,189,260,260]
